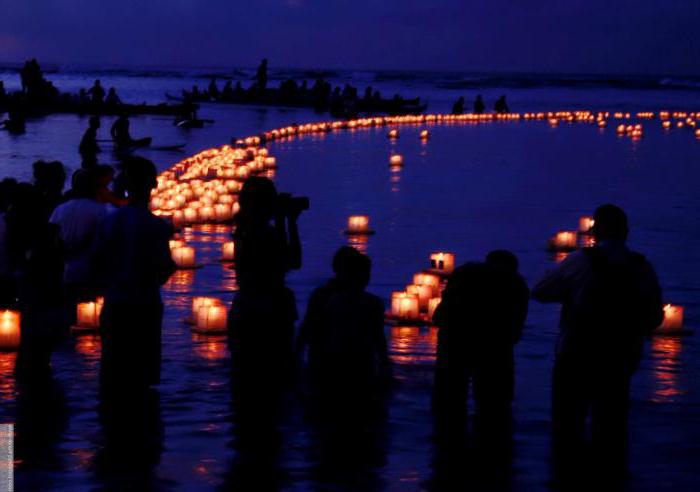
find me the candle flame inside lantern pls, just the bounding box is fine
[172,246,196,269]
[347,215,371,234]
[429,252,455,274]
[658,304,684,333]
[221,241,235,261]
[0,310,21,351]
[579,216,595,234]
[389,154,403,166]
[391,292,420,320]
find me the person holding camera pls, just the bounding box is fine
[228,176,307,386]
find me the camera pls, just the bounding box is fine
[277,192,310,216]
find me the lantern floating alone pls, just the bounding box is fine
[73,297,105,333]
[578,216,595,234]
[221,241,235,262]
[345,215,375,235]
[420,130,430,140]
[187,297,224,325]
[389,154,404,167]
[387,129,400,139]
[656,304,685,335]
[0,310,21,351]
[194,305,228,334]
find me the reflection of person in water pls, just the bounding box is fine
[228,177,304,381]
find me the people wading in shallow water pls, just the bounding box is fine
[79,116,101,168]
[532,204,663,485]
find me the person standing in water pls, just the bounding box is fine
[532,204,663,482]
[474,95,485,114]
[228,177,304,383]
[256,58,269,93]
[79,116,101,168]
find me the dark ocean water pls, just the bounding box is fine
[0,68,699,490]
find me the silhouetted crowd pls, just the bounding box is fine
[0,153,665,488]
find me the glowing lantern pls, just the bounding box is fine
[184,208,198,223]
[579,216,595,234]
[547,231,578,252]
[429,252,455,275]
[412,273,442,296]
[387,129,400,139]
[598,120,607,128]
[221,241,235,261]
[407,284,433,310]
[199,206,215,222]
[215,204,232,222]
[616,124,626,135]
[345,215,374,235]
[195,305,228,334]
[191,297,223,320]
[389,154,403,166]
[172,246,196,269]
[657,304,684,334]
[169,239,186,250]
[428,297,442,321]
[264,157,277,168]
[0,310,21,351]
[420,130,430,140]
[390,292,420,320]
[75,297,104,330]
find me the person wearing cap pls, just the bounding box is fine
[532,204,663,478]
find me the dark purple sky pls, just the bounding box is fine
[1,0,699,74]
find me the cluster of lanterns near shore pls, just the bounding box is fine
[387,252,455,325]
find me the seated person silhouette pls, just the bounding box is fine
[432,250,529,424]
[299,247,389,401]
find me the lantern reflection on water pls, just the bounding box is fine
[651,335,684,403]
[192,334,228,361]
[0,310,21,351]
[0,352,17,399]
[429,252,455,275]
[389,326,438,365]
[657,304,685,334]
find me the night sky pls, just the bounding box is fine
[1,0,699,74]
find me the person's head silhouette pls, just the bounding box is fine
[591,204,628,242]
[486,250,519,273]
[89,115,100,129]
[238,176,277,224]
[33,160,66,196]
[119,156,157,205]
[70,169,99,200]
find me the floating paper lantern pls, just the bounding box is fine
[0,310,21,351]
[429,252,455,275]
[428,297,442,321]
[215,204,232,222]
[172,246,196,269]
[191,297,223,320]
[195,305,228,334]
[420,130,430,140]
[76,297,104,329]
[390,292,420,320]
[657,304,684,334]
[345,215,374,235]
[579,216,595,234]
[387,129,399,139]
[199,206,215,222]
[264,157,277,168]
[547,231,578,252]
[183,208,198,224]
[389,154,403,166]
[412,273,442,296]
[221,241,235,262]
[407,284,433,310]
[169,239,186,250]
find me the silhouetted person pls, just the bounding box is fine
[298,247,389,399]
[474,95,485,114]
[6,175,65,379]
[494,95,509,113]
[0,81,6,104]
[256,58,269,93]
[228,177,303,382]
[50,168,108,322]
[452,96,465,115]
[432,250,528,431]
[532,204,664,483]
[208,77,219,99]
[79,116,101,168]
[88,79,105,105]
[0,178,18,305]
[110,113,150,149]
[1,109,26,134]
[222,80,233,98]
[94,156,176,391]
[105,87,121,106]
